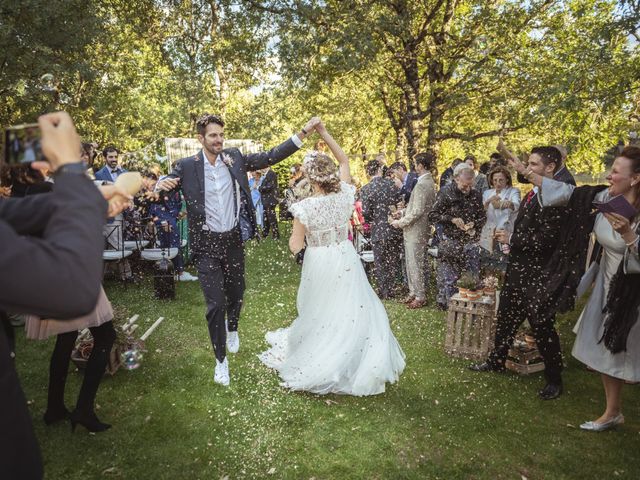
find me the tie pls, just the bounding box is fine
[525,190,536,206]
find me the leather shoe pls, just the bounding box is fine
[538,382,563,400]
[580,414,624,432]
[468,361,505,373]
[407,299,427,309]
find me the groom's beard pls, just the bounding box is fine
[204,143,223,156]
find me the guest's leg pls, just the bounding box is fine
[529,312,563,385]
[265,206,279,239]
[596,374,624,422]
[223,240,245,333]
[413,240,427,301]
[262,207,271,238]
[46,331,78,419]
[404,237,416,298]
[194,252,227,362]
[488,286,524,368]
[371,240,390,297]
[75,321,116,416]
[439,259,459,304]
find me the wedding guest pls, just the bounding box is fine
[509,145,640,430]
[389,161,418,203]
[479,166,521,270]
[260,166,280,239]
[552,144,577,186]
[282,163,308,221]
[95,145,126,183]
[439,158,463,189]
[488,152,507,169]
[25,289,116,433]
[428,163,485,308]
[465,154,489,194]
[0,112,127,479]
[249,170,264,232]
[360,159,403,299]
[391,152,437,309]
[470,144,569,400]
[151,171,197,282]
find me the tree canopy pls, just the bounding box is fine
[1,0,638,174]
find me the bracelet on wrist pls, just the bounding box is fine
[301,127,308,135]
[625,236,639,247]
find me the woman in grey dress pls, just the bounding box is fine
[506,144,640,432]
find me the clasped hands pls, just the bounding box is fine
[451,217,475,235]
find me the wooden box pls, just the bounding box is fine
[444,294,497,361]
[505,342,545,375]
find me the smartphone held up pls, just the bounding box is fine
[3,123,47,166]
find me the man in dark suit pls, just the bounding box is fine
[157,113,319,386]
[0,112,114,480]
[259,167,280,239]
[552,145,577,186]
[470,146,569,400]
[94,145,127,183]
[360,159,403,299]
[389,161,418,204]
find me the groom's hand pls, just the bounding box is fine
[298,117,321,140]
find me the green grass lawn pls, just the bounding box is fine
[15,235,640,479]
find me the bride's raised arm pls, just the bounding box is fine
[315,121,351,184]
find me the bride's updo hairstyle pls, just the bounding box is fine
[303,152,341,194]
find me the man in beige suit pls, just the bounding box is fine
[391,152,437,309]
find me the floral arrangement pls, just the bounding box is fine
[482,275,499,290]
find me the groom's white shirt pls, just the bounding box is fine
[204,154,236,232]
[202,135,303,233]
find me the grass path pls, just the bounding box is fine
[15,237,640,479]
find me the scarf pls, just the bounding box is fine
[600,223,640,353]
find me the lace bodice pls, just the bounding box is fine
[289,182,356,247]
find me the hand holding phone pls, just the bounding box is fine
[36,112,81,172]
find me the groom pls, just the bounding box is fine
[157,113,320,386]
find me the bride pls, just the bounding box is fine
[259,121,405,396]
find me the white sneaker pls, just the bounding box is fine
[227,331,240,354]
[214,358,230,386]
[177,271,198,282]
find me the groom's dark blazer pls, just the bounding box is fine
[168,138,299,249]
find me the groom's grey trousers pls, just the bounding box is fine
[193,227,245,362]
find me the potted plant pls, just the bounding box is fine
[457,272,479,299]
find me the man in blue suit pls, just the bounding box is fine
[156,113,319,386]
[94,145,126,183]
[389,161,418,204]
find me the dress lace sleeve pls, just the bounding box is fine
[340,181,356,202]
[289,200,309,227]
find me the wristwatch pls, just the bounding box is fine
[301,127,308,135]
[55,162,87,176]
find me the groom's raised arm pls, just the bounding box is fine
[244,117,321,171]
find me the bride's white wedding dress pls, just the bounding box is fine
[259,182,405,396]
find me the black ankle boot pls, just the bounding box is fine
[69,409,111,433]
[43,406,70,425]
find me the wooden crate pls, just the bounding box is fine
[444,294,497,361]
[505,343,545,375]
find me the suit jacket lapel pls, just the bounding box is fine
[194,150,205,195]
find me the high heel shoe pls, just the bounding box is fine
[43,407,70,425]
[580,414,624,432]
[69,409,112,433]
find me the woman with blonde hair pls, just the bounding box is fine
[259,121,405,396]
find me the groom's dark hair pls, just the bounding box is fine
[196,113,225,135]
